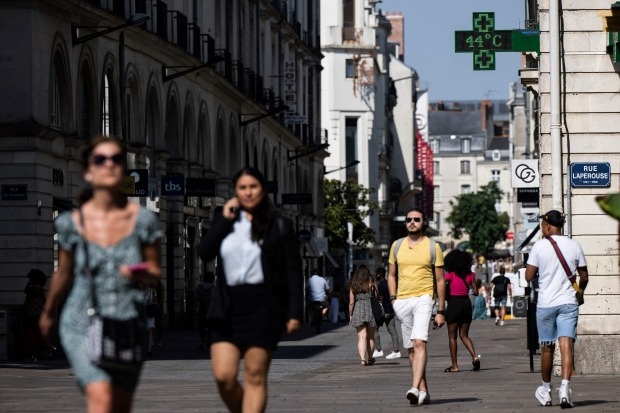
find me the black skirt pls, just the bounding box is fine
[446,296,473,325]
[208,283,283,351]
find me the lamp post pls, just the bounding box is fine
[324,160,360,175]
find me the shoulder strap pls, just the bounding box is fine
[392,237,406,265]
[547,236,578,288]
[429,238,437,300]
[79,208,98,314]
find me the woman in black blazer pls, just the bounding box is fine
[197,166,303,413]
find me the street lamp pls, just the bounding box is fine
[324,160,360,175]
[287,143,329,162]
[71,14,149,46]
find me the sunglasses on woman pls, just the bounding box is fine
[91,153,125,167]
[405,217,422,223]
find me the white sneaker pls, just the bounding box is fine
[386,351,401,360]
[558,386,573,408]
[406,387,419,405]
[535,385,552,406]
[418,390,430,405]
[500,320,505,326]
[495,317,500,325]
[372,349,384,358]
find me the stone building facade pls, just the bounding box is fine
[520,0,620,374]
[0,0,324,357]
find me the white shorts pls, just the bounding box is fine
[393,294,434,347]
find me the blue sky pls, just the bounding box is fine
[381,0,525,101]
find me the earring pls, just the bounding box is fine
[84,173,93,182]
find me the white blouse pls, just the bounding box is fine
[220,211,265,286]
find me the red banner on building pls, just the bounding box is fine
[416,131,434,217]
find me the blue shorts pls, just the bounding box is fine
[494,296,508,306]
[536,304,579,345]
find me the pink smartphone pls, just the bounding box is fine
[127,263,148,272]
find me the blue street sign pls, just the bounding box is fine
[570,162,611,188]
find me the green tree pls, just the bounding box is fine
[324,179,377,250]
[446,181,510,256]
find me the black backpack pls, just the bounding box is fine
[493,276,508,297]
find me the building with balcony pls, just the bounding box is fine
[320,0,393,271]
[0,0,324,357]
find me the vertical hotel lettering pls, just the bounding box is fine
[284,61,297,115]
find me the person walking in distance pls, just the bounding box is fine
[442,249,480,373]
[348,265,378,366]
[194,272,215,350]
[306,269,330,322]
[197,166,303,413]
[373,267,401,360]
[388,208,446,405]
[525,210,588,408]
[490,266,512,326]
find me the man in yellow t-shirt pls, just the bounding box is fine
[387,208,445,406]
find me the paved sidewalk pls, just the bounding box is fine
[1,317,618,412]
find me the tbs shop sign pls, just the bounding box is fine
[161,175,185,196]
[570,162,611,188]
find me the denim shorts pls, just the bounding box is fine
[536,304,579,345]
[494,296,508,306]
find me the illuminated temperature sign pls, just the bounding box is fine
[455,12,512,70]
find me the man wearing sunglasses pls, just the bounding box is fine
[387,208,445,406]
[525,210,588,408]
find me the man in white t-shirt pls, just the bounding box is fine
[525,210,588,408]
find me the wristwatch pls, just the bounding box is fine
[437,310,446,316]
[390,295,396,302]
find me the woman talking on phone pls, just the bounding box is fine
[39,135,162,413]
[197,166,303,413]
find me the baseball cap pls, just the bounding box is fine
[539,210,565,227]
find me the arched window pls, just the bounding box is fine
[50,63,60,127]
[49,46,72,132]
[78,61,96,139]
[101,70,116,136]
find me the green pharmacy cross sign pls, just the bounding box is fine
[455,12,513,70]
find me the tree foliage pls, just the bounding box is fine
[446,181,510,255]
[324,179,377,250]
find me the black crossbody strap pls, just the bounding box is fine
[79,208,98,314]
[547,236,576,284]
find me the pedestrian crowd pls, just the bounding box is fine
[31,138,587,413]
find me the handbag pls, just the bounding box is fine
[80,209,147,369]
[370,286,385,326]
[547,236,584,306]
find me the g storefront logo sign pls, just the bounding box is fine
[515,164,536,183]
[511,160,539,188]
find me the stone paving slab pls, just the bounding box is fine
[0,317,618,412]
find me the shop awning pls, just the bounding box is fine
[322,250,340,268]
[301,239,320,258]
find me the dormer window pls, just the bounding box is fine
[461,138,471,153]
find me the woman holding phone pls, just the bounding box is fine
[197,166,303,413]
[40,135,162,413]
